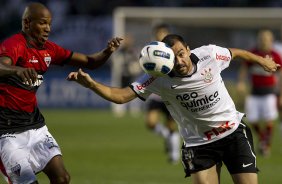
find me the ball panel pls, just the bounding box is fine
[139,41,175,77]
[161,66,171,74]
[143,63,156,71]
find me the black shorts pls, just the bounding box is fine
[147,99,171,118]
[181,122,258,177]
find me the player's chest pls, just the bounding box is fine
[164,64,221,91]
[18,48,52,72]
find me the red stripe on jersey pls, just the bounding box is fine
[251,75,276,87]
[0,159,8,177]
[0,84,37,113]
[247,49,282,88]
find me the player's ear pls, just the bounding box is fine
[186,46,191,54]
[23,18,31,30]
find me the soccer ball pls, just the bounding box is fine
[139,41,175,77]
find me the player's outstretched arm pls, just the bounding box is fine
[67,69,137,104]
[0,57,37,86]
[230,48,280,73]
[68,37,123,69]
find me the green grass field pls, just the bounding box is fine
[1,109,282,184]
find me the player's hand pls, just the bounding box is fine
[15,67,38,86]
[261,55,280,73]
[106,37,123,52]
[67,68,94,88]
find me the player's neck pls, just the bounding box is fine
[187,62,195,75]
[22,31,44,49]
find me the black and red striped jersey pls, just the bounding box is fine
[0,32,72,134]
[245,48,282,94]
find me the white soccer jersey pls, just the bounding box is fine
[131,45,244,147]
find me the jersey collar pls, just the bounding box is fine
[168,53,199,78]
[21,31,46,50]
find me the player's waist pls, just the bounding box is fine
[181,113,244,147]
[183,121,246,148]
[251,86,277,95]
[0,106,45,135]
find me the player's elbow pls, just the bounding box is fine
[113,98,129,104]
[112,95,133,104]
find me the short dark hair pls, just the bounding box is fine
[161,34,187,48]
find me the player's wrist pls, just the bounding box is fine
[103,47,113,55]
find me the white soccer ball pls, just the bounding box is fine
[139,41,175,77]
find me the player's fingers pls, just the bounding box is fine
[27,68,37,83]
[116,37,123,41]
[23,72,33,86]
[77,69,86,80]
[78,68,88,77]
[109,38,121,47]
[78,68,83,75]
[67,72,78,80]
[115,37,123,44]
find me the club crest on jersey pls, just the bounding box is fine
[201,68,213,83]
[11,164,21,176]
[44,53,51,67]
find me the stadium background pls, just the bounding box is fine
[1,0,282,183]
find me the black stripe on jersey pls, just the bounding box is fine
[228,49,233,58]
[129,85,146,101]
[0,75,39,91]
[61,51,74,66]
[0,106,45,135]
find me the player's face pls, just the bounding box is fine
[171,41,192,76]
[258,30,273,52]
[28,8,52,47]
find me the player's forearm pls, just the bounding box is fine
[87,48,113,69]
[0,62,17,77]
[233,49,264,65]
[88,80,127,104]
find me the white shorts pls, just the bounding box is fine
[0,125,62,184]
[245,94,278,123]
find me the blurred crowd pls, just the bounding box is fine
[2,0,282,41]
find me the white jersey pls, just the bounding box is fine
[131,45,244,147]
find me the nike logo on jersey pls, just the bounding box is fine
[242,163,253,168]
[171,85,180,89]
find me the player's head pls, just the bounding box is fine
[153,24,170,41]
[257,29,274,52]
[22,2,52,47]
[162,34,192,76]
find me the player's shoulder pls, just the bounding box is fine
[44,40,59,49]
[191,44,217,59]
[192,44,218,53]
[1,32,26,46]
[44,40,67,53]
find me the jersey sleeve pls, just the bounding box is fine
[0,39,24,65]
[210,45,232,71]
[130,74,156,101]
[48,42,72,66]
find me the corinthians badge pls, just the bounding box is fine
[201,68,213,83]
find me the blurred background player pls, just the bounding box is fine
[144,24,180,163]
[113,33,143,117]
[237,29,282,157]
[273,29,282,136]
